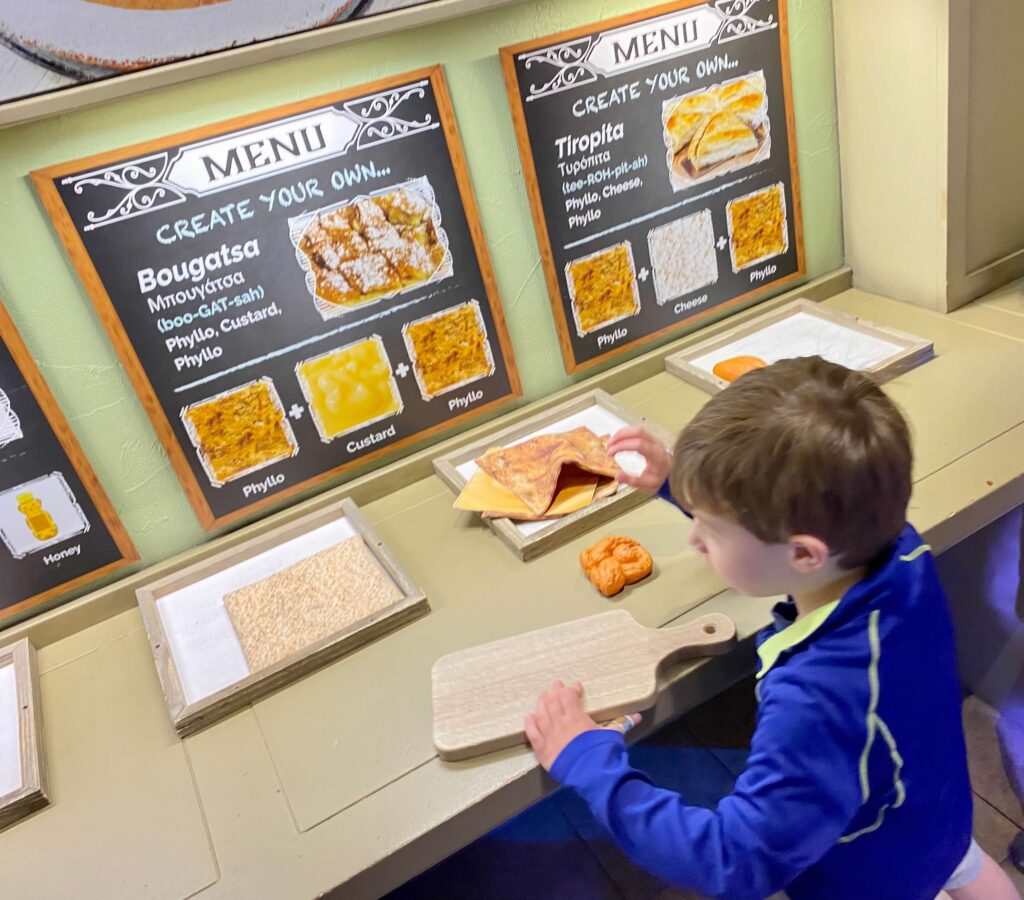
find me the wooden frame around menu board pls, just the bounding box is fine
[31,66,521,530]
[0,300,136,622]
[500,0,805,374]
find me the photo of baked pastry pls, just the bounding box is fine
[648,208,718,303]
[181,377,298,486]
[566,242,640,337]
[289,177,452,321]
[726,182,789,271]
[403,300,495,400]
[296,336,402,442]
[662,71,770,190]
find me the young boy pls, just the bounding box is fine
[525,357,1019,900]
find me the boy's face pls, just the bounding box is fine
[686,506,799,597]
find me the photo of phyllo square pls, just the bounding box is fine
[566,242,640,337]
[181,378,297,486]
[727,182,789,271]
[402,300,494,400]
[296,336,402,441]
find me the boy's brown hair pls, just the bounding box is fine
[670,356,912,568]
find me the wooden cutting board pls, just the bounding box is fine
[432,610,736,761]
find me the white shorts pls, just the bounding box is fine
[767,837,984,898]
[943,838,983,891]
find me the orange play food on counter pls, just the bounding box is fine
[712,355,767,382]
[579,535,653,597]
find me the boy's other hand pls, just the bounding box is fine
[525,681,599,771]
[525,681,642,771]
[607,425,672,492]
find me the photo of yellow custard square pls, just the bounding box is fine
[296,337,403,441]
[403,300,494,400]
[182,378,297,486]
[566,242,640,337]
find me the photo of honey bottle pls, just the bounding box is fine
[16,492,59,542]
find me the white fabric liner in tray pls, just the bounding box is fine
[0,663,22,798]
[157,516,357,706]
[689,311,905,376]
[455,404,646,537]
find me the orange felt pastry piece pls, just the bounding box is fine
[475,427,618,516]
[589,557,626,597]
[610,539,654,583]
[712,355,767,383]
[579,535,654,597]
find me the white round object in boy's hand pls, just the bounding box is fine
[614,450,647,478]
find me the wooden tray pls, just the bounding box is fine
[137,497,427,736]
[664,298,934,393]
[0,638,48,831]
[432,390,673,561]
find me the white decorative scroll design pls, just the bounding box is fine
[521,37,598,101]
[63,153,188,232]
[715,0,777,43]
[0,388,21,449]
[342,80,437,150]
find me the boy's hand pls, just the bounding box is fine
[607,425,672,492]
[524,680,642,771]
[525,681,599,770]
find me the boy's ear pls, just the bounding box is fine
[787,534,831,572]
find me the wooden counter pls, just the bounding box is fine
[1,275,1023,900]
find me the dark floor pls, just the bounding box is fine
[387,680,1024,900]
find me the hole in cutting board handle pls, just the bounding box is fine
[703,624,716,634]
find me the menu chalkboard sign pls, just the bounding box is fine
[502,0,804,372]
[0,300,136,623]
[33,67,521,529]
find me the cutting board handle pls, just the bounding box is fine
[644,613,737,665]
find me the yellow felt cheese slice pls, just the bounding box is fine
[455,465,600,518]
[454,468,534,516]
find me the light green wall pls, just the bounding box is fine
[0,0,841,573]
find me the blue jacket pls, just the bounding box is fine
[550,519,972,899]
